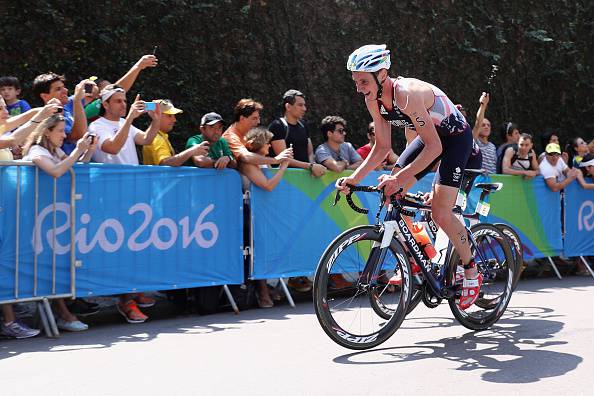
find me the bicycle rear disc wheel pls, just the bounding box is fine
[313,225,412,350]
[448,224,515,331]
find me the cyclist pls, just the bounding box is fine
[336,44,481,309]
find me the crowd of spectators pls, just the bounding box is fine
[1,56,593,339]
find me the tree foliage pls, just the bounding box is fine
[2,0,592,153]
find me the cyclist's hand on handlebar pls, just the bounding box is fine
[377,170,412,198]
[335,176,356,195]
[422,191,433,205]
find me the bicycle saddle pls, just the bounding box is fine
[474,182,503,191]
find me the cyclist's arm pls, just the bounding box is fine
[348,104,391,184]
[399,89,441,177]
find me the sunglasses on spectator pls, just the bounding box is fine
[546,152,561,157]
[334,128,347,134]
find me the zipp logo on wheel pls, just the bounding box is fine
[326,233,366,271]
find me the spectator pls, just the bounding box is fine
[21,114,97,332]
[565,137,589,168]
[356,121,398,170]
[576,153,594,190]
[89,84,162,324]
[501,133,539,179]
[85,54,158,124]
[1,97,59,160]
[239,127,293,307]
[186,112,237,169]
[539,143,578,192]
[315,115,363,172]
[223,98,292,167]
[268,89,326,177]
[1,304,40,339]
[538,128,566,163]
[32,72,95,154]
[588,139,594,156]
[497,122,520,157]
[90,85,161,165]
[0,76,31,117]
[143,99,210,166]
[471,93,496,173]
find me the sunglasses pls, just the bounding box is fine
[546,152,561,157]
[334,128,347,134]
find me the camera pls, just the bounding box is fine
[84,83,93,94]
[87,134,97,144]
[55,107,63,113]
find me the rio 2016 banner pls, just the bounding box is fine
[0,164,244,301]
[249,169,435,279]
[564,182,594,257]
[486,175,563,260]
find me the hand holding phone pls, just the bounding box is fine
[144,101,156,111]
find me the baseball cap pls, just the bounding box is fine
[155,99,183,115]
[201,112,224,126]
[545,143,561,154]
[100,86,125,102]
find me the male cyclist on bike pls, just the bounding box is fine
[336,44,481,309]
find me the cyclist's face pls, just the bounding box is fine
[352,72,377,99]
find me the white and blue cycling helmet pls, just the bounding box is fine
[346,44,391,72]
[347,44,391,98]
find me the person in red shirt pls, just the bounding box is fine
[356,121,398,170]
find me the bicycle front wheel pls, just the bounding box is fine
[313,225,412,350]
[448,224,515,331]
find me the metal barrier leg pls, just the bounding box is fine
[43,298,60,337]
[579,256,594,278]
[547,257,563,280]
[37,301,53,338]
[278,278,295,308]
[222,285,240,315]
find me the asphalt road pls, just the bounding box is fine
[1,276,593,396]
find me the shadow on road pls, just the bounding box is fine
[0,298,307,361]
[333,306,582,384]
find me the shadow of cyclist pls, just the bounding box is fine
[333,306,581,384]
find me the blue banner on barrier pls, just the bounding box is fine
[250,170,435,279]
[0,164,244,301]
[564,182,594,257]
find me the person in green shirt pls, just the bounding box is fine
[186,112,237,169]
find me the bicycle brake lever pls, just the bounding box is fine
[332,190,341,206]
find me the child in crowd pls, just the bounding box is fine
[0,76,31,117]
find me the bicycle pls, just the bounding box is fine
[399,169,523,316]
[313,178,515,350]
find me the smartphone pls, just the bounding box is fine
[144,102,156,111]
[152,46,158,56]
[84,83,93,94]
[87,134,97,144]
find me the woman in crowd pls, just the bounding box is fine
[22,114,97,331]
[0,98,64,338]
[240,127,292,308]
[566,136,589,168]
[576,153,594,190]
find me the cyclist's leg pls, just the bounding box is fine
[392,135,440,184]
[430,128,474,271]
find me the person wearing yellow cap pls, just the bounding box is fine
[142,99,209,166]
[538,143,579,192]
